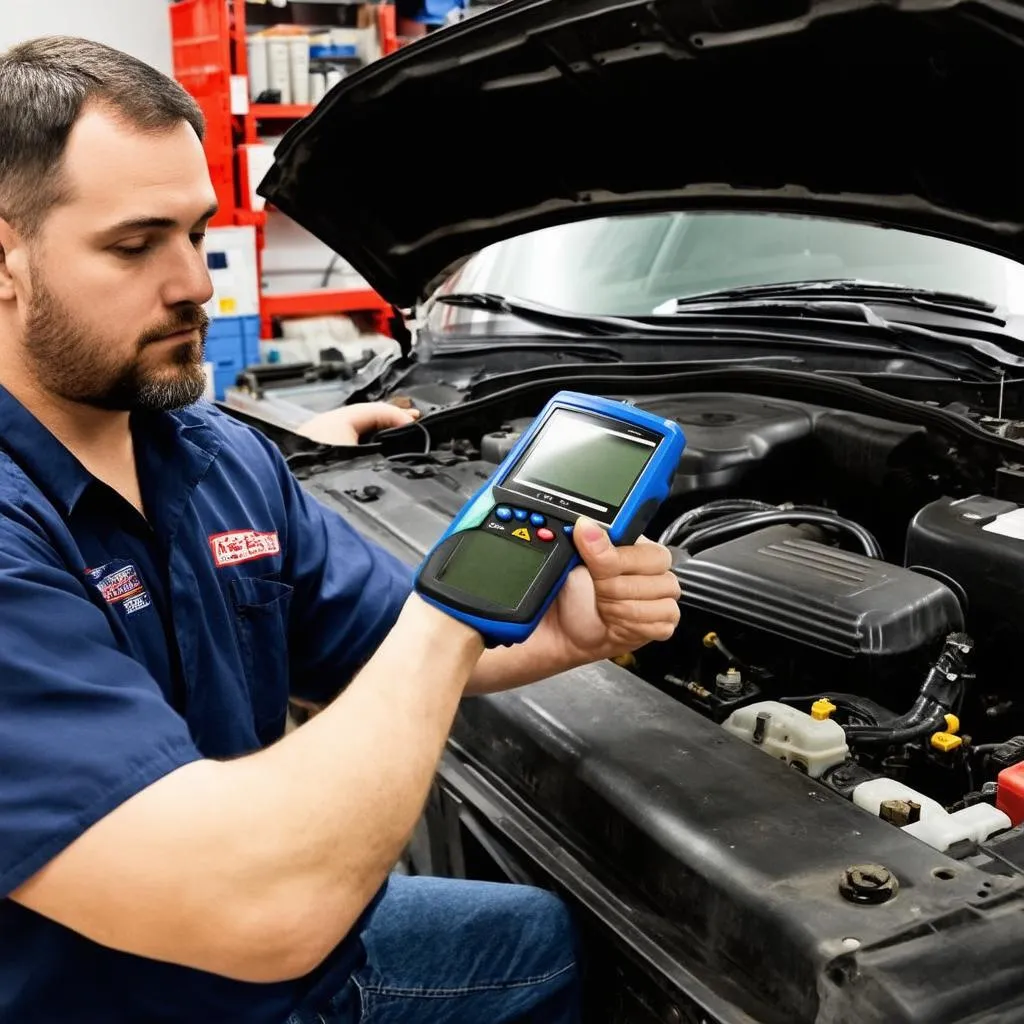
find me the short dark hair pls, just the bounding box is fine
[0,36,206,234]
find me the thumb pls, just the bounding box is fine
[573,517,620,581]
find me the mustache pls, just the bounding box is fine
[139,306,210,347]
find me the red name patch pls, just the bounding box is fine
[209,529,281,568]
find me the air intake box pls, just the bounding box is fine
[675,525,963,695]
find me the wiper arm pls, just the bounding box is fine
[433,290,1014,376]
[435,292,655,337]
[661,278,1002,324]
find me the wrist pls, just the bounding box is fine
[400,592,486,658]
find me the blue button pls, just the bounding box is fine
[513,508,528,521]
[563,524,574,536]
[495,507,512,521]
[530,513,546,527]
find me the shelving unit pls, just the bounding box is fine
[249,102,316,120]
[169,0,397,341]
[261,288,389,320]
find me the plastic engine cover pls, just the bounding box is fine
[676,524,963,658]
[906,494,1024,624]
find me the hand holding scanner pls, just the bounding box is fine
[413,391,687,646]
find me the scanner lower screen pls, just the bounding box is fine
[512,409,655,508]
[438,530,548,610]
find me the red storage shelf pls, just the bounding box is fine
[261,289,390,319]
[260,289,392,341]
[169,0,235,226]
[169,0,398,336]
[250,103,317,120]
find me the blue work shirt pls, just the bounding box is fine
[0,385,413,1023]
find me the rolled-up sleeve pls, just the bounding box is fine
[0,512,203,897]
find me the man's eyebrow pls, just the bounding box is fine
[103,204,219,234]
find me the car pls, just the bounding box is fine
[254,1,1024,1020]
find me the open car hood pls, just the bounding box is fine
[257,0,1024,309]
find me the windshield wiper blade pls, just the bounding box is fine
[434,292,658,337]
[673,298,1023,371]
[661,278,1002,324]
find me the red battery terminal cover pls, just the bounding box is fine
[995,761,1024,826]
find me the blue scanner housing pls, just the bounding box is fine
[413,391,687,647]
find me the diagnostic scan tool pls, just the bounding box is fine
[414,391,687,646]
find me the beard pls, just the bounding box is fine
[23,266,210,412]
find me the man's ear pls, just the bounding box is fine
[0,216,23,302]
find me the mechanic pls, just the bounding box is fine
[0,37,683,1024]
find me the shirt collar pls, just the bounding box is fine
[132,405,222,541]
[0,385,94,515]
[0,385,222,522]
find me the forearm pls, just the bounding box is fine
[15,594,484,982]
[221,594,483,943]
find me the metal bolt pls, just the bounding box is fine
[839,863,899,905]
[716,667,743,696]
[879,798,921,827]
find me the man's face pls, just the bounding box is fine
[8,105,218,411]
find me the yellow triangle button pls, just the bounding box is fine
[512,527,531,541]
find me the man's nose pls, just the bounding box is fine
[161,237,214,309]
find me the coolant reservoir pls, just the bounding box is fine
[851,777,946,819]
[722,701,849,778]
[852,777,1011,852]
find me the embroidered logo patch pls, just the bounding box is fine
[85,562,152,616]
[209,529,281,568]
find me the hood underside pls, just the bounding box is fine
[257,0,1024,308]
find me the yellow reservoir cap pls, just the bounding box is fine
[810,698,837,721]
[931,731,963,753]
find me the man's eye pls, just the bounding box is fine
[114,243,150,257]
[190,233,206,247]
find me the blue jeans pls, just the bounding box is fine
[289,874,581,1023]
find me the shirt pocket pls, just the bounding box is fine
[230,576,295,744]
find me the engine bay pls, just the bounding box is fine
[302,388,1024,877]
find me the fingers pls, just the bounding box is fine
[388,403,422,423]
[296,401,419,445]
[352,401,420,433]
[596,571,681,603]
[600,597,681,626]
[573,517,673,580]
[605,599,681,646]
[610,538,673,577]
[570,516,682,649]
[632,617,680,644]
[572,518,620,581]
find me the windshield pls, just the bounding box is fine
[426,212,1024,334]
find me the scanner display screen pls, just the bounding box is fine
[511,409,656,510]
[437,530,549,609]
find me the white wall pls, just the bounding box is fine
[0,0,172,74]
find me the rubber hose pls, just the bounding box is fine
[678,510,883,559]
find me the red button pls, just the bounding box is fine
[537,528,554,542]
